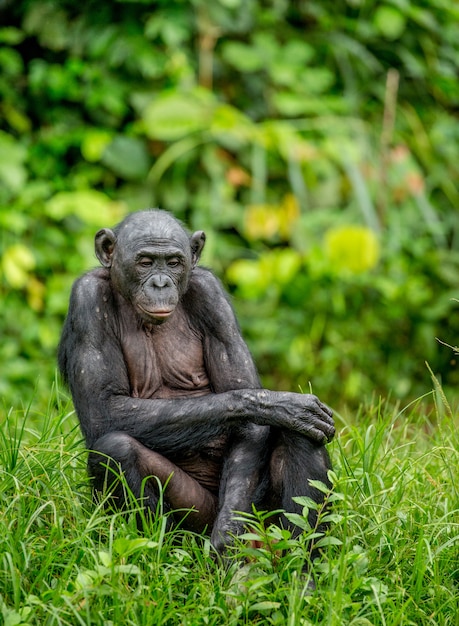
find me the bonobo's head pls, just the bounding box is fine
[95,209,205,324]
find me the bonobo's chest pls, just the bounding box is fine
[118,300,211,399]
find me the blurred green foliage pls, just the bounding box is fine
[1,0,459,410]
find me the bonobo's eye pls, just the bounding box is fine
[167,258,181,268]
[138,257,153,268]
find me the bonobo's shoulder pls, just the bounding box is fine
[186,267,238,335]
[188,267,229,303]
[70,268,112,306]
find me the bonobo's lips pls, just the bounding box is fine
[138,305,174,321]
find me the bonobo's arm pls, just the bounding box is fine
[59,269,334,452]
[59,269,248,451]
[179,269,333,443]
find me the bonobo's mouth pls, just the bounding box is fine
[138,305,174,323]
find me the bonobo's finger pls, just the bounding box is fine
[292,416,325,443]
[307,394,334,423]
[316,423,334,443]
[317,409,334,430]
[324,422,335,442]
[319,415,335,441]
[301,414,335,443]
[303,425,327,445]
[318,400,334,421]
[300,398,334,436]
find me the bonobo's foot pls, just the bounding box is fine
[210,514,244,556]
[210,527,233,557]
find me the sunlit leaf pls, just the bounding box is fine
[2,102,31,133]
[272,249,302,284]
[142,92,211,141]
[226,258,269,299]
[0,27,25,44]
[314,536,343,548]
[374,6,406,40]
[116,564,141,575]
[308,479,332,494]
[283,512,311,531]
[27,277,46,312]
[244,196,299,242]
[292,496,318,508]
[282,40,314,65]
[101,135,150,180]
[250,601,281,612]
[98,551,112,568]
[46,190,125,226]
[75,570,96,590]
[324,225,380,273]
[245,205,280,240]
[81,130,113,162]
[221,42,264,73]
[210,103,255,144]
[0,48,23,76]
[113,537,158,556]
[23,4,70,51]
[2,244,35,289]
[0,131,27,194]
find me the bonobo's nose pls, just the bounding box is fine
[151,274,172,289]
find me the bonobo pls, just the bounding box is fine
[59,209,334,553]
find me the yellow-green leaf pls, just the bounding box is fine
[324,225,380,273]
[2,244,35,288]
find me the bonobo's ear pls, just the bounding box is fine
[95,228,117,268]
[190,230,206,267]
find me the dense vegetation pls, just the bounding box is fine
[1,0,459,409]
[1,390,458,624]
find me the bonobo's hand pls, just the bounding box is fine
[267,391,335,444]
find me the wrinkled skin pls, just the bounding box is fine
[59,209,335,553]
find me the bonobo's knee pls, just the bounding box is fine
[88,431,138,474]
[269,432,332,510]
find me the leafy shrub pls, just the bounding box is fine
[0,0,458,409]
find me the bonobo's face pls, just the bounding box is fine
[95,211,205,325]
[115,222,191,324]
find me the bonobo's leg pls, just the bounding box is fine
[211,426,332,555]
[211,424,271,554]
[268,429,332,534]
[88,431,218,533]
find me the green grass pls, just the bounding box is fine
[1,386,458,626]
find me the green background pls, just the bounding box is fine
[1,0,459,412]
